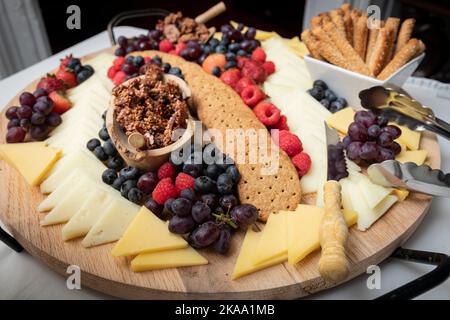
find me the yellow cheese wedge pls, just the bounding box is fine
[396,150,428,165]
[111,207,187,257]
[131,246,208,272]
[393,188,409,201]
[390,123,421,151]
[326,107,355,135]
[232,227,288,280]
[230,21,278,40]
[0,142,61,186]
[254,211,288,264]
[287,204,357,265]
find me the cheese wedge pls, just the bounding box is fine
[131,247,208,272]
[396,150,428,165]
[393,188,409,201]
[111,207,187,257]
[287,204,357,265]
[325,107,355,135]
[81,198,140,248]
[232,227,288,280]
[0,142,61,186]
[356,174,393,209]
[393,124,421,151]
[254,211,288,264]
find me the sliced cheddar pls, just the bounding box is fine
[254,211,288,264]
[111,207,187,257]
[393,188,409,201]
[232,227,288,280]
[391,123,421,151]
[396,150,428,165]
[0,142,61,186]
[326,107,355,135]
[131,247,207,272]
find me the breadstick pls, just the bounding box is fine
[368,27,389,76]
[319,12,332,24]
[329,9,346,36]
[353,14,369,59]
[322,22,372,76]
[395,18,415,54]
[310,16,322,29]
[365,19,384,62]
[350,8,362,31]
[377,38,425,80]
[301,29,323,60]
[384,17,401,62]
[319,180,349,283]
[343,11,353,45]
[340,3,351,14]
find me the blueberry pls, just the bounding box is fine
[204,164,223,180]
[152,55,162,63]
[224,61,237,70]
[168,67,182,76]
[74,64,83,73]
[183,163,203,178]
[237,49,247,56]
[226,165,240,184]
[121,179,137,198]
[162,62,171,73]
[180,188,196,202]
[94,146,108,161]
[313,79,328,90]
[83,65,94,74]
[324,89,337,102]
[329,100,344,113]
[107,156,124,170]
[336,97,347,108]
[195,176,216,194]
[202,45,212,55]
[225,52,236,61]
[134,56,144,67]
[119,166,141,180]
[309,86,324,100]
[208,38,219,48]
[112,175,127,190]
[102,169,118,185]
[217,154,234,171]
[125,56,135,64]
[228,43,240,52]
[103,139,117,156]
[212,66,221,77]
[67,58,81,70]
[320,98,330,109]
[215,45,227,54]
[98,127,110,141]
[220,35,230,46]
[128,188,144,203]
[76,69,92,83]
[87,138,101,151]
[216,173,233,194]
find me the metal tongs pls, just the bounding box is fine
[359,86,450,140]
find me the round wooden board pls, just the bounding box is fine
[0,48,441,299]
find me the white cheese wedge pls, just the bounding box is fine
[81,199,140,248]
[357,176,393,209]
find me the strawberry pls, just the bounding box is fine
[37,74,67,93]
[235,76,254,94]
[56,69,77,88]
[251,47,266,63]
[49,91,72,114]
[59,54,73,70]
[219,69,241,88]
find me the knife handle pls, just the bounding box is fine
[319,180,350,282]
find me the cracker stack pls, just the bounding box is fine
[302,4,425,79]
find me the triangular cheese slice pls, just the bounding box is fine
[232,227,287,280]
[325,107,355,135]
[131,247,207,272]
[396,150,427,165]
[254,211,288,264]
[111,207,187,257]
[0,142,61,186]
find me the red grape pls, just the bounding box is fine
[354,110,376,128]
[377,147,395,162]
[360,141,379,160]
[391,141,402,155]
[17,105,32,119]
[7,119,20,129]
[168,215,196,234]
[33,88,48,98]
[31,112,46,125]
[191,201,211,224]
[5,106,18,120]
[377,131,393,147]
[230,204,258,228]
[348,122,368,142]
[367,124,381,139]
[6,127,26,143]
[189,221,220,248]
[346,141,363,160]
[29,125,48,141]
[213,227,232,254]
[381,125,401,139]
[19,92,36,107]
[46,112,62,127]
[137,172,158,193]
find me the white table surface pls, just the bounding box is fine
[1,26,450,300]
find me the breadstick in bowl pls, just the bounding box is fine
[319,180,349,282]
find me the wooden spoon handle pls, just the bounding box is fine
[128,132,146,149]
[195,2,226,24]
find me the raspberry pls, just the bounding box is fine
[107,66,117,79]
[144,57,152,63]
[241,60,267,84]
[168,49,177,55]
[236,56,250,69]
[113,56,126,71]
[269,115,289,131]
[152,178,179,205]
[235,76,254,94]
[175,172,195,192]
[275,130,303,157]
[251,47,267,63]
[175,42,188,55]
[113,71,127,86]
[219,69,241,88]
[253,101,281,126]
[240,85,265,107]
[157,162,176,180]
[292,152,312,177]
[262,61,276,75]
[159,39,174,53]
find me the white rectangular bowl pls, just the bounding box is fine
[304,53,425,107]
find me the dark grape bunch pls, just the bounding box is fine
[115,32,162,57]
[5,89,62,143]
[343,110,402,164]
[327,142,348,181]
[308,80,347,113]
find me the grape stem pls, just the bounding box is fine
[212,213,238,229]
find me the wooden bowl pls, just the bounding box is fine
[106,74,195,171]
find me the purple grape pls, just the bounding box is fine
[240,40,252,51]
[377,116,388,127]
[378,131,393,148]
[381,125,402,139]
[244,27,256,40]
[138,41,152,51]
[360,141,379,160]
[168,215,196,234]
[45,112,61,127]
[6,127,26,143]
[5,106,18,120]
[29,125,48,141]
[367,124,381,139]
[230,204,258,228]
[148,29,162,40]
[17,105,32,119]
[180,188,196,202]
[118,36,128,47]
[33,100,53,115]
[346,141,363,160]
[20,119,31,131]
[354,110,377,128]
[121,63,137,75]
[115,47,126,57]
[33,88,48,99]
[377,147,395,162]
[229,29,243,42]
[191,201,211,224]
[200,194,218,210]
[19,92,36,107]
[31,112,46,125]
[145,198,165,220]
[137,172,158,193]
[219,195,238,211]
[213,227,232,254]
[189,221,220,248]
[171,198,192,216]
[7,119,20,129]
[391,141,402,155]
[126,45,137,54]
[347,122,368,142]
[220,24,233,34]
[342,135,351,148]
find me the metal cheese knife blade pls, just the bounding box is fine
[367,160,450,197]
[325,123,349,181]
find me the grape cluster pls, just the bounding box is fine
[114,32,161,57]
[343,110,402,164]
[308,80,347,113]
[5,89,62,143]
